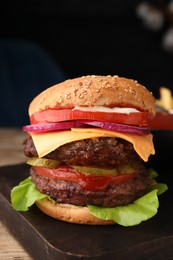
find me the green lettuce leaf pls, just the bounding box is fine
[11,176,168,226]
[11,177,48,211]
[88,183,168,226]
[147,168,158,179]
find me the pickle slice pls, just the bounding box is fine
[117,164,135,174]
[27,157,62,168]
[72,165,118,176]
[72,164,136,176]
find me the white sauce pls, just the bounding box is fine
[73,106,140,114]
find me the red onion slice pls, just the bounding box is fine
[23,120,149,135]
[80,120,150,135]
[22,121,85,133]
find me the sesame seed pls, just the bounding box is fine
[101,81,112,89]
[65,92,71,99]
[97,93,103,98]
[57,96,63,103]
[102,80,109,86]
[73,88,78,96]
[84,80,92,86]
[82,90,87,95]
[79,93,84,99]
[73,87,78,92]
[97,78,103,82]
[77,82,83,87]
[118,94,123,100]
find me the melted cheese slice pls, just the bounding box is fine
[30,128,155,162]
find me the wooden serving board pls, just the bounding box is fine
[0,163,172,259]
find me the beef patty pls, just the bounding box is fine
[31,167,153,207]
[24,135,142,167]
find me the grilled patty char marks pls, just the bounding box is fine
[25,134,153,207]
[31,167,153,207]
[24,135,142,167]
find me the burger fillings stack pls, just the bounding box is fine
[11,75,167,226]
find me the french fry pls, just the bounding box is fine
[156,87,173,110]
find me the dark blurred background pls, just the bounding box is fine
[0,0,173,126]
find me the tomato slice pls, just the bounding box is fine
[31,109,150,127]
[33,166,136,192]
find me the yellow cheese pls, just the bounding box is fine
[30,128,155,162]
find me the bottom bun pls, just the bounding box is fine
[36,198,116,225]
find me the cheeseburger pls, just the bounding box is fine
[11,75,167,226]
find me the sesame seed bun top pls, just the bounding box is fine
[29,75,156,117]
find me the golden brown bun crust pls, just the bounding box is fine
[36,198,115,225]
[29,75,155,117]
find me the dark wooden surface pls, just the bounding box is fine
[0,162,172,259]
[0,128,30,259]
